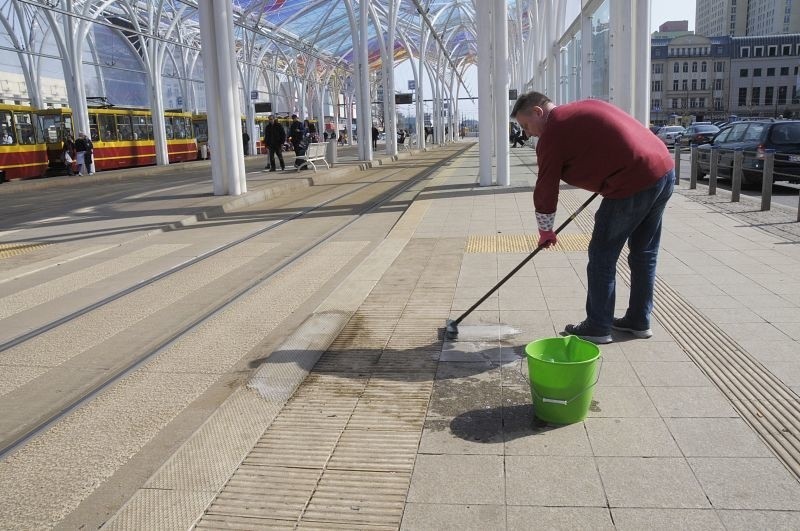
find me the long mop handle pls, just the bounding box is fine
[450,192,599,327]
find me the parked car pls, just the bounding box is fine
[656,125,685,146]
[676,124,720,146]
[696,120,800,186]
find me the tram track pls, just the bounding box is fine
[0,145,470,460]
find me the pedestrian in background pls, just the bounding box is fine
[73,132,89,176]
[242,130,250,156]
[288,114,307,169]
[511,91,674,345]
[371,125,379,150]
[62,134,75,176]
[263,115,286,172]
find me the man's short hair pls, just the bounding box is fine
[510,91,552,118]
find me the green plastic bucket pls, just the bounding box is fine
[525,336,602,424]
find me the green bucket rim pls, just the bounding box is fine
[525,335,601,365]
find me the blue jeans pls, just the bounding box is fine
[585,170,674,332]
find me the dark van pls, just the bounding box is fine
[697,120,800,186]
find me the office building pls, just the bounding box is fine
[697,0,800,37]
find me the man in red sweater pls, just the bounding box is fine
[511,92,675,344]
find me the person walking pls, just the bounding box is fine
[511,91,675,344]
[85,134,95,174]
[242,130,250,156]
[73,132,89,176]
[62,134,75,176]
[263,115,286,171]
[288,114,307,169]
[509,123,525,147]
[371,125,379,150]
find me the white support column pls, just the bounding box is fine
[477,0,493,186]
[216,0,245,194]
[359,0,372,161]
[198,0,246,195]
[417,21,426,150]
[610,0,634,115]
[345,91,354,145]
[148,45,169,167]
[198,0,226,195]
[580,11,593,99]
[385,0,399,156]
[633,0,652,125]
[494,0,510,187]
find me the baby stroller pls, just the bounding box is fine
[293,134,310,169]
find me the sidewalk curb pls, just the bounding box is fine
[116,148,431,242]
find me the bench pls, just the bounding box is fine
[296,142,329,172]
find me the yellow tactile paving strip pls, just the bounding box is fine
[0,242,50,259]
[465,232,591,253]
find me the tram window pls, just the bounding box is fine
[99,114,117,141]
[1,111,15,144]
[164,116,174,140]
[116,114,133,141]
[14,112,36,145]
[173,116,188,139]
[131,115,147,140]
[89,114,100,142]
[40,115,63,143]
[144,115,153,140]
[64,115,74,141]
[194,120,208,142]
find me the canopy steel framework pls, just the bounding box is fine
[0,0,648,194]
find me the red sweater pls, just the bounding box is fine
[534,99,674,214]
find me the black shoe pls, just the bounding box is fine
[611,316,653,339]
[269,169,276,172]
[563,321,612,344]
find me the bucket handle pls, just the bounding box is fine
[519,356,603,406]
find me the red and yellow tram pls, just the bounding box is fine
[33,106,198,178]
[0,104,48,181]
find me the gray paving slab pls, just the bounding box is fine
[506,506,614,530]
[646,386,739,417]
[406,454,505,505]
[631,361,713,387]
[584,417,682,457]
[504,421,593,456]
[596,457,710,509]
[688,457,800,510]
[736,339,800,363]
[504,456,606,507]
[419,418,504,455]
[400,503,505,530]
[587,386,661,418]
[596,361,641,387]
[664,417,773,457]
[611,508,725,530]
[617,340,691,362]
[717,509,800,530]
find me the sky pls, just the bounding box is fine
[651,0,696,32]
